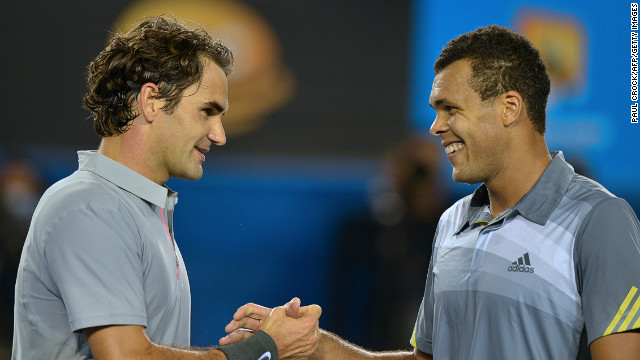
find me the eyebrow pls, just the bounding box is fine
[430,98,449,109]
[204,101,228,115]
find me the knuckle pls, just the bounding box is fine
[272,307,285,315]
[303,349,314,357]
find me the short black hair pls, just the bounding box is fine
[434,25,550,134]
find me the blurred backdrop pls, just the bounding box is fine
[1,0,639,355]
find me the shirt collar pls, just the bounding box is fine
[77,150,173,208]
[455,151,575,234]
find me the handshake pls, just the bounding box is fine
[218,298,323,360]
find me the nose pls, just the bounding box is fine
[208,118,226,146]
[429,112,449,137]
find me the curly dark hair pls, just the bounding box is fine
[82,16,234,137]
[434,25,550,134]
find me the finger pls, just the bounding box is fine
[284,297,302,319]
[269,306,286,317]
[233,303,272,321]
[218,328,254,346]
[303,304,322,319]
[298,305,314,314]
[224,316,263,333]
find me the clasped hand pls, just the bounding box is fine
[220,298,321,359]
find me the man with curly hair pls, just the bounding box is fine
[12,16,320,360]
[224,25,640,359]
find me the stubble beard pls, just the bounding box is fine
[450,151,491,185]
[169,151,204,182]
[451,165,484,185]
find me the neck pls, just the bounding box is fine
[98,126,168,184]
[486,135,551,219]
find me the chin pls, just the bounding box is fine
[186,172,204,181]
[452,170,482,185]
[173,168,204,181]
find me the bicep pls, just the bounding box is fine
[590,330,640,359]
[45,205,147,331]
[85,325,154,360]
[577,198,640,343]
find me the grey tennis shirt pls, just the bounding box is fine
[411,152,640,359]
[13,151,191,359]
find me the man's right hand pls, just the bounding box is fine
[220,298,321,359]
[220,300,432,360]
[262,303,321,358]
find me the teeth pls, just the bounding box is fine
[445,143,464,155]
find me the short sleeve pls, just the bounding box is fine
[576,197,640,345]
[43,202,147,332]
[411,226,437,355]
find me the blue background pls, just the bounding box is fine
[2,0,639,349]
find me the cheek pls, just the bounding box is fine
[193,118,210,138]
[476,113,502,139]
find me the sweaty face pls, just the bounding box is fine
[428,60,507,185]
[154,59,228,182]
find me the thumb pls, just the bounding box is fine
[284,297,302,319]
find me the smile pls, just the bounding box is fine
[445,143,465,155]
[194,147,208,161]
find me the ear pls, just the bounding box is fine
[139,82,161,122]
[499,90,524,127]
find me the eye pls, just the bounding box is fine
[444,105,460,117]
[202,104,226,117]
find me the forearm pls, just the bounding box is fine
[310,329,416,360]
[146,344,227,359]
[86,325,276,360]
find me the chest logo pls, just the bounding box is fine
[507,252,535,273]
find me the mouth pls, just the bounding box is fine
[444,142,465,155]
[194,146,209,161]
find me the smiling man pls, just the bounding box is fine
[413,25,640,359]
[12,16,321,360]
[223,25,640,360]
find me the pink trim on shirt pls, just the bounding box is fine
[160,208,179,279]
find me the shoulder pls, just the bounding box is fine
[550,174,625,230]
[562,174,636,226]
[441,194,473,221]
[564,174,617,206]
[435,194,473,233]
[38,170,131,215]
[567,176,639,253]
[32,171,140,241]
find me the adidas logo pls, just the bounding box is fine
[507,252,535,273]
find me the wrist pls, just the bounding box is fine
[220,330,278,360]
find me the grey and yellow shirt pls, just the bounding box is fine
[412,152,640,359]
[13,151,191,359]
